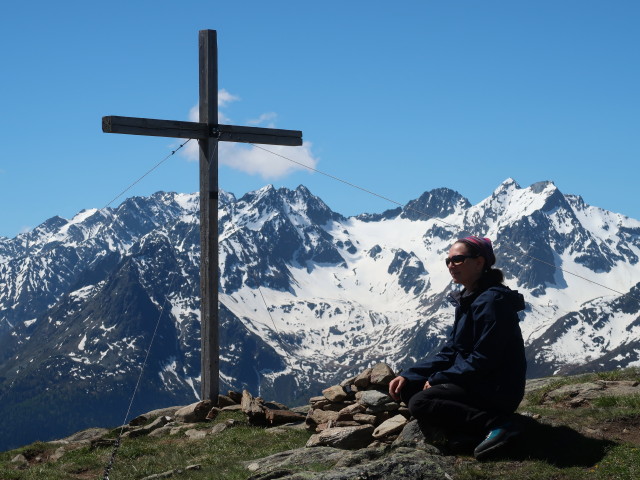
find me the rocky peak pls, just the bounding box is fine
[400,188,470,221]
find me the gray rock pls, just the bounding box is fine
[306,408,340,428]
[125,416,172,438]
[170,424,197,436]
[337,403,365,418]
[128,406,183,426]
[370,363,396,385]
[184,428,208,440]
[311,425,375,450]
[353,413,377,425]
[544,380,640,404]
[357,390,394,407]
[322,401,355,412]
[245,446,348,473]
[340,374,359,388]
[373,414,408,439]
[217,394,237,407]
[242,390,267,425]
[11,454,28,465]
[175,400,214,423]
[365,402,400,414]
[332,445,388,468]
[247,447,453,480]
[391,420,445,454]
[353,368,373,389]
[323,385,348,403]
[52,427,110,445]
[221,404,243,411]
[210,420,235,435]
[50,446,66,462]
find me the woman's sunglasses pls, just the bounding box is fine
[445,254,478,266]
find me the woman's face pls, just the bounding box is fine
[447,242,485,290]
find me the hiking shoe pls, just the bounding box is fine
[473,422,519,460]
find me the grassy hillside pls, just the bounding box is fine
[2,369,640,479]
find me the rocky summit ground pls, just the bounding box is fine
[2,368,640,479]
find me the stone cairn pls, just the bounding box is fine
[304,363,411,450]
[34,364,408,471]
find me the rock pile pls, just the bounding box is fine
[305,363,411,449]
[240,390,307,426]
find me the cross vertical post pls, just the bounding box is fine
[102,29,302,404]
[198,30,219,402]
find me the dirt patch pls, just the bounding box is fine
[582,416,640,445]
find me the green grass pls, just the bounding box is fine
[0,411,313,480]
[456,368,640,480]
[3,369,640,480]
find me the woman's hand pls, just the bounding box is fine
[388,376,406,401]
[423,381,431,390]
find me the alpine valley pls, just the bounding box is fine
[1,178,640,451]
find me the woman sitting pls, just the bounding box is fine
[388,236,526,459]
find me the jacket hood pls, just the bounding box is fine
[448,284,525,315]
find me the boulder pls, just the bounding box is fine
[372,414,408,439]
[210,419,237,435]
[265,408,306,426]
[245,446,348,473]
[175,400,214,423]
[340,374,359,388]
[206,407,221,420]
[221,404,243,411]
[217,394,237,407]
[242,390,267,425]
[353,368,373,389]
[11,454,28,465]
[353,413,378,425]
[337,403,366,419]
[310,425,375,450]
[365,402,399,414]
[125,416,172,438]
[323,385,348,403]
[127,406,183,427]
[184,428,207,440]
[370,363,396,385]
[392,420,446,453]
[357,390,394,408]
[306,408,340,428]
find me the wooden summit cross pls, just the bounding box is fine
[102,29,302,401]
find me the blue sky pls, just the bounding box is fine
[1,1,638,238]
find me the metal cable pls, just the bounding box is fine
[104,139,191,209]
[102,269,180,480]
[249,143,640,303]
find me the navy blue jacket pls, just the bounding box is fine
[403,285,527,410]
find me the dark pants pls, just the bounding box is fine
[401,381,511,436]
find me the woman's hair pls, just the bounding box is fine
[455,237,504,289]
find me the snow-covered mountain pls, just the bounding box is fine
[1,178,639,450]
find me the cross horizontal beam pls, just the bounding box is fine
[102,115,302,146]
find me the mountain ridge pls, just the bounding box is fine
[1,179,640,450]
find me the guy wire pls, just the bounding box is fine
[104,139,191,209]
[102,268,180,480]
[249,143,639,303]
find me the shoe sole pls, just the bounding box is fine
[474,433,518,460]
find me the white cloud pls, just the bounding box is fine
[178,90,318,179]
[248,112,277,128]
[218,88,239,108]
[219,141,318,179]
[179,139,318,179]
